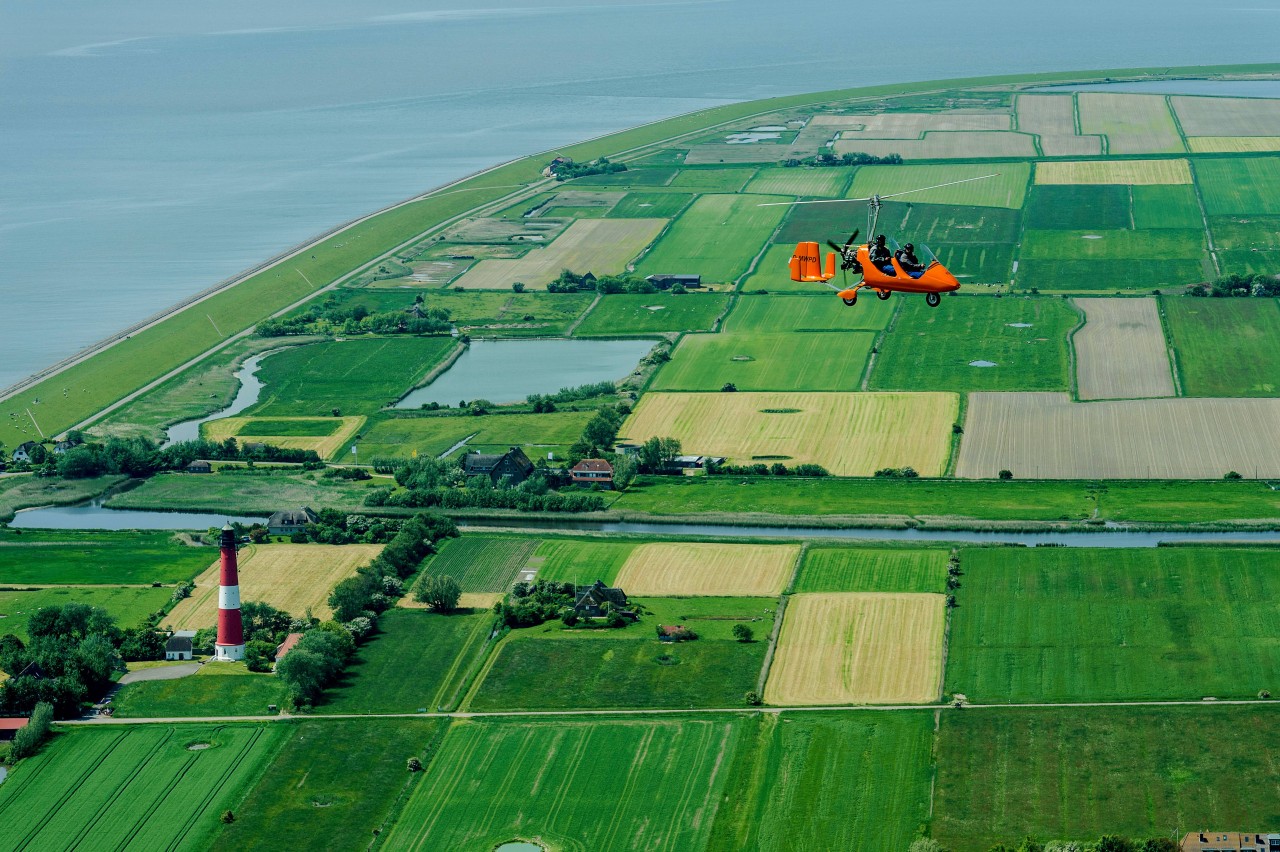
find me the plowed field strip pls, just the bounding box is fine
[1072,298,1175,400]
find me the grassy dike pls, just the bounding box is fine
[6,62,1279,451]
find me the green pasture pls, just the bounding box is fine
[574,292,730,335]
[708,712,934,852]
[246,337,456,418]
[1020,228,1206,260]
[305,289,595,336]
[1016,257,1208,292]
[614,475,1280,523]
[105,470,382,516]
[724,294,892,333]
[793,547,950,593]
[932,706,1280,850]
[946,546,1280,702]
[0,184,519,450]
[1133,184,1204,228]
[744,167,852,197]
[235,418,339,437]
[0,723,286,852]
[469,636,765,710]
[869,295,1075,392]
[418,535,537,593]
[1216,248,1280,276]
[570,166,677,186]
[875,200,1022,243]
[0,586,169,640]
[382,716,744,851]
[1195,156,1280,215]
[521,597,777,642]
[652,331,875,391]
[1024,184,1131,230]
[1164,297,1280,395]
[634,194,790,284]
[669,167,758,191]
[606,191,695,218]
[937,242,1016,284]
[215,719,440,852]
[774,196,869,245]
[530,537,638,586]
[319,610,491,714]
[0,529,214,585]
[848,163,1031,209]
[0,474,126,524]
[1208,215,1280,250]
[357,410,592,460]
[114,668,287,718]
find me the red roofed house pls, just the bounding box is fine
[274,632,304,668]
[570,458,614,489]
[0,718,29,741]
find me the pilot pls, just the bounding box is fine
[868,235,894,273]
[896,242,925,278]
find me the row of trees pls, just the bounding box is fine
[785,152,903,167]
[545,269,692,295]
[1188,271,1280,298]
[548,156,627,181]
[910,836,1179,852]
[709,461,829,477]
[256,295,451,337]
[17,434,320,480]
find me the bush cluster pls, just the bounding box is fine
[784,152,902,167]
[548,156,626,181]
[31,434,320,480]
[1188,272,1280,298]
[257,297,451,337]
[709,462,829,477]
[874,467,919,478]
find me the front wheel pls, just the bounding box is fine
[925,292,941,307]
[842,296,857,306]
[876,290,891,301]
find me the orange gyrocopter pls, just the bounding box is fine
[766,173,999,307]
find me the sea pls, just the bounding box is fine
[2,0,1277,388]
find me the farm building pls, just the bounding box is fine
[645,274,702,289]
[570,458,614,488]
[462,447,534,485]
[1181,833,1280,852]
[184,460,212,474]
[268,506,319,536]
[672,455,726,470]
[53,437,83,454]
[573,580,634,619]
[0,718,29,742]
[11,441,39,463]
[17,661,47,681]
[274,632,304,665]
[164,633,193,661]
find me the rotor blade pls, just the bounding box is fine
[757,198,868,207]
[877,173,1001,200]
[827,241,845,252]
[844,229,859,248]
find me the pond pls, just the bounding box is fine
[163,351,279,446]
[493,843,544,852]
[395,339,653,409]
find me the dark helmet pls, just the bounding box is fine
[874,234,886,244]
[904,243,915,252]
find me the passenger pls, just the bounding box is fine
[896,242,925,278]
[868,235,894,274]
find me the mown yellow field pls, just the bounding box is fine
[1072,298,1175,400]
[619,392,957,476]
[613,542,799,596]
[1187,136,1280,153]
[399,592,501,611]
[202,416,366,460]
[764,593,946,705]
[167,543,381,628]
[956,392,1280,478]
[1035,159,1191,185]
[451,218,666,289]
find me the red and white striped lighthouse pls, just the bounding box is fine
[214,524,245,661]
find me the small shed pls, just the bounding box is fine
[0,718,29,742]
[657,625,695,642]
[165,634,193,661]
[185,460,213,474]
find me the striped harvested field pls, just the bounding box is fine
[1035,159,1191,185]
[619,392,958,476]
[836,111,1011,139]
[203,416,365,460]
[169,543,380,626]
[1072,298,1175,400]
[956,393,1280,479]
[1077,93,1186,154]
[743,167,850,197]
[451,218,666,289]
[765,593,946,705]
[613,542,799,596]
[1172,95,1280,136]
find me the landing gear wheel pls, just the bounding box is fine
[876,290,891,301]
[842,296,857,306]
[925,292,941,307]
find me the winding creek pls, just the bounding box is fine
[162,351,279,446]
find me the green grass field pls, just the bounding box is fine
[723,294,892,332]
[418,535,538,593]
[235,418,339,437]
[519,597,776,642]
[1016,258,1208,292]
[383,716,745,851]
[744,167,851,197]
[606,191,695,218]
[1020,228,1206,260]
[1164,297,1280,395]
[946,546,1280,702]
[876,201,1021,244]
[1216,248,1280,276]
[530,537,639,585]
[0,529,214,585]
[793,547,950,593]
[932,706,1280,850]
[1196,156,1280,215]
[356,410,593,460]
[113,667,287,717]
[319,610,491,713]
[652,331,875,391]
[634,194,789,284]
[669,167,758,191]
[1207,215,1280,250]
[0,474,126,523]
[848,163,1030,208]
[246,337,456,418]
[1024,184,1131,230]
[312,288,595,336]
[707,712,934,852]
[214,718,440,852]
[574,292,730,336]
[572,166,678,186]
[935,242,1017,283]
[0,586,170,640]
[1133,184,1204,228]
[469,636,765,710]
[105,470,383,516]
[869,295,1076,392]
[739,244,833,294]
[0,723,286,851]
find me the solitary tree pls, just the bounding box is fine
[998,469,1014,480]
[415,574,462,612]
[732,624,754,643]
